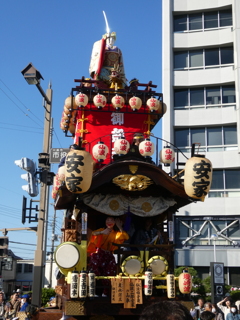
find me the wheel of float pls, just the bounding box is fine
[121,255,144,276]
[147,255,169,276]
[55,242,80,271]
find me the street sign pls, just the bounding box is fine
[50,148,69,164]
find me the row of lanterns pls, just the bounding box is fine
[93,138,175,165]
[60,96,77,134]
[75,92,167,113]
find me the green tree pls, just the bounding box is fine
[41,288,56,307]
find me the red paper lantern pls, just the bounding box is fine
[114,138,130,155]
[92,142,109,162]
[129,96,142,111]
[139,139,155,157]
[178,271,192,294]
[146,97,160,112]
[93,94,107,109]
[160,146,175,165]
[184,155,212,201]
[75,93,89,107]
[111,94,125,110]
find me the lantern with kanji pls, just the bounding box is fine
[139,139,155,157]
[79,270,88,300]
[92,141,109,162]
[75,93,89,107]
[111,94,125,110]
[114,137,130,155]
[146,97,160,112]
[167,274,175,299]
[184,155,212,201]
[178,270,192,294]
[70,271,79,298]
[144,268,153,296]
[65,148,93,194]
[93,93,107,109]
[129,96,142,111]
[160,146,175,166]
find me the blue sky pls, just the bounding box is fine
[0,1,162,259]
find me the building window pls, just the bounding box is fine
[174,125,237,152]
[17,264,22,273]
[24,264,33,273]
[209,169,240,197]
[176,217,240,246]
[174,47,233,70]
[173,9,232,32]
[174,85,235,109]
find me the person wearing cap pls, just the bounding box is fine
[19,294,29,312]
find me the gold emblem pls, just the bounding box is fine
[129,165,138,174]
[113,174,153,191]
[109,200,120,211]
[141,202,152,212]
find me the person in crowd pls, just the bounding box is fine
[139,300,194,320]
[200,311,216,320]
[190,298,205,319]
[0,291,5,320]
[226,304,240,320]
[19,294,29,312]
[217,297,234,319]
[205,303,223,320]
[87,216,129,296]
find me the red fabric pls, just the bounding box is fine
[95,38,106,77]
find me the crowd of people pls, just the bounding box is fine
[0,290,30,320]
[190,297,240,320]
[139,298,240,320]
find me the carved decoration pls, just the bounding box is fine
[112,174,153,191]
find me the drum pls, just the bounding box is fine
[121,256,144,276]
[55,242,81,276]
[147,256,168,276]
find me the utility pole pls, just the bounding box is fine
[49,207,56,287]
[32,85,52,306]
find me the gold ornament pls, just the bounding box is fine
[112,174,152,191]
[109,200,120,211]
[141,202,152,212]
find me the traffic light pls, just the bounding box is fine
[15,157,39,197]
[0,237,8,257]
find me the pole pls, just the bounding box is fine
[31,85,52,307]
[49,207,56,287]
[214,242,216,262]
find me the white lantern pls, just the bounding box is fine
[114,138,130,155]
[75,93,89,107]
[184,155,212,201]
[146,97,160,112]
[65,96,77,109]
[139,139,155,157]
[144,268,153,296]
[160,146,175,166]
[92,142,109,162]
[79,270,87,299]
[111,94,125,110]
[88,272,96,298]
[70,271,79,298]
[93,94,107,109]
[159,102,167,115]
[58,165,65,184]
[129,96,142,111]
[178,270,192,294]
[167,274,175,299]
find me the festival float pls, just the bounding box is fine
[51,13,213,319]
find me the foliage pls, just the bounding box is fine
[41,288,56,307]
[230,290,240,301]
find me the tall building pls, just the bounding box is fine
[162,0,240,284]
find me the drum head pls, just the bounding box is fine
[55,243,80,269]
[148,256,168,276]
[121,256,144,276]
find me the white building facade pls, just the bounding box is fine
[162,0,240,284]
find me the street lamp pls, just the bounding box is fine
[211,233,218,262]
[21,63,53,307]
